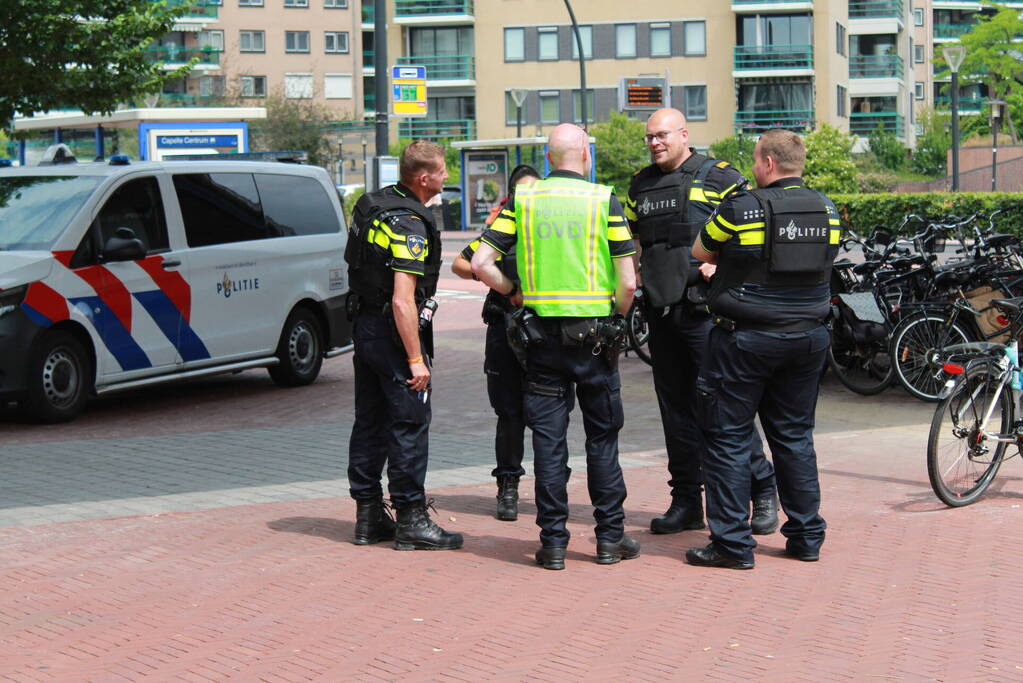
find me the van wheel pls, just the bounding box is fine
[269,308,323,387]
[23,330,92,423]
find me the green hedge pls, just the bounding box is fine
[831,193,1023,236]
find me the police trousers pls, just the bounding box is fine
[697,325,829,562]
[485,316,526,479]
[646,303,776,505]
[347,313,430,508]
[524,333,627,548]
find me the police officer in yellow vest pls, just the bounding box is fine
[472,124,639,570]
[687,129,839,569]
[625,107,778,537]
[345,140,462,552]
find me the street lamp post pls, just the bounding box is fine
[361,135,369,187]
[943,44,967,192]
[510,88,528,166]
[374,0,388,172]
[989,99,1006,192]
[563,0,588,130]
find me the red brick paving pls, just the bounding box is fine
[3,446,1023,681]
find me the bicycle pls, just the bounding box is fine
[927,296,1023,506]
[625,289,652,366]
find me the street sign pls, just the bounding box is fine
[620,77,667,111]
[391,65,428,117]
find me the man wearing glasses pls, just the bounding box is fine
[625,107,778,539]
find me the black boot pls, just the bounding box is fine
[496,475,519,521]
[650,501,705,534]
[751,492,779,535]
[394,499,464,551]
[353,495,396,545]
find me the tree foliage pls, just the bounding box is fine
[802,124,857,194]
[249,93,339,169]
[590,111,648,196]
[0,1,193,126]
[709,134,755,183]
[867,124,907,171]
[910,107,951,177]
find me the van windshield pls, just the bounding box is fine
[0,176,101,251]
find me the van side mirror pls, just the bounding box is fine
[101,227,146,262]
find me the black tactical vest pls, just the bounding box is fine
[345,185,442,306]
[632,153,719,308]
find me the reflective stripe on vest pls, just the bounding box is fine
[514,177,616,317]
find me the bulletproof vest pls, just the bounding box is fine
[746,185,831,286]
[345,185,441,306]
[632,154,718,308]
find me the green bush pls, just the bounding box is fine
[867,124,907,172]
[803,124,858,194]
[831,192,1023,235]
[709,134,755,182]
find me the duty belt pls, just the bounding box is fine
[712,314,821,334]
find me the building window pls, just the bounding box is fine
[199,30,224,51]
[240,75,267,97]
[199,76,224,97]
[504,28,525,62]
[238,0,263,6]
[284,73,313,98]
[913,44,924,63]
[570,25,592,60]
[573,89,594,123]
[914,81,925,99]
[836,23,846,57]
[650,23,671,58]
[324,0,347,6]
[683,21,706,57]
[684,85,707,121]
[505,91,526,125]
[284,0,308,6]
[240,30,265,52]
[325,31,349,53]
[914,7,924,26]
[616,24,637,58]
[538,27,558,61]
[837,84,847,117]
[539,90,560,124]
[325,74,353,99]
[286,31,310,53]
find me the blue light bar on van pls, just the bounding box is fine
[108,155,131,165]
[0,159,12,167]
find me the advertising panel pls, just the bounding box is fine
[462,150,509,230]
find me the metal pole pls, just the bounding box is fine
[374,0,388,172]
[951,71,960,191]
[563,0,587,130]
[992,111,998,192]
[94,125,104,160]
[516,105,522,166]
[362,136,369,186]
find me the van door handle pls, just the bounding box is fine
[162,259,181,269]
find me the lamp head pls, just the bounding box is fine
[943,44,967,73]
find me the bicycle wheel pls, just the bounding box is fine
[927,364,1011,506]
[827,332,894,395]
[626,300,652,366]
[890,313,972,401]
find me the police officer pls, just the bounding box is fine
[471,124,639,570]
[451,165,540,521]
[625,107,778,536]
[687,129,839,569]
[345,140,462,551]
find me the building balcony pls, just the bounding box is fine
[934,23,975,40]
[932,0,982,9]
[362,3,374,26]
[850,111,904,136]
[734,45,813,76]
[396,54,474,83]
[850,54,904,79]
[398,118,476,141]
[849,0,903,19]
[145,46,221,70]
[731,0,814,13]
[394,0,474,25]
[934,95,986,111]
[163,0,218,19]
[157,93,219,107]
[734,109,814,134]
[362,50,375,71]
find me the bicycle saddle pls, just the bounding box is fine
[986,234,1019,250]
[991,297,1023,315]
[934,268,972,288]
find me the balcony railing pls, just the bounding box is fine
[849,0,903,18]
[394,0,473,17]
[732,0,812,4]
[934,23,975,38]
[362,3,374,23]
[934,95,986,109]
[145,46,221,66]
[734,109,814,134]
[850,54,904,78]
[362,50,375,68]
[396,54,474,80]
[157,93,220,107]
[734,45,813,71]
[364,92,376,111]
[163,0,219,19]
[850,112,905,135]
[398,118,476,140]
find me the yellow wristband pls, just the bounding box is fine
[408,356,423,364]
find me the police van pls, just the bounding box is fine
[0,151,352,422]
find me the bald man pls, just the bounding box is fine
[625,108,778,538]
[473,124,639,570]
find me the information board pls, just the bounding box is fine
[391,65,428,117]
[462,150,509,229]
[620,77,667,111]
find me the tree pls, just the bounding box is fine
[867,124,907,171]
[944,4,1023,142]
[910,107,951,177]
[709,134,756,182]
[249,93,339,170]
[0,1,193,126]
[802,124,857,194]
[590,110,648,196]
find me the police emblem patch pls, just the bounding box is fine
[407,234,427,258]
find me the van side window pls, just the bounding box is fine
[94,177,169,254]
[173,173,267,247]
[255,174,340,237]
